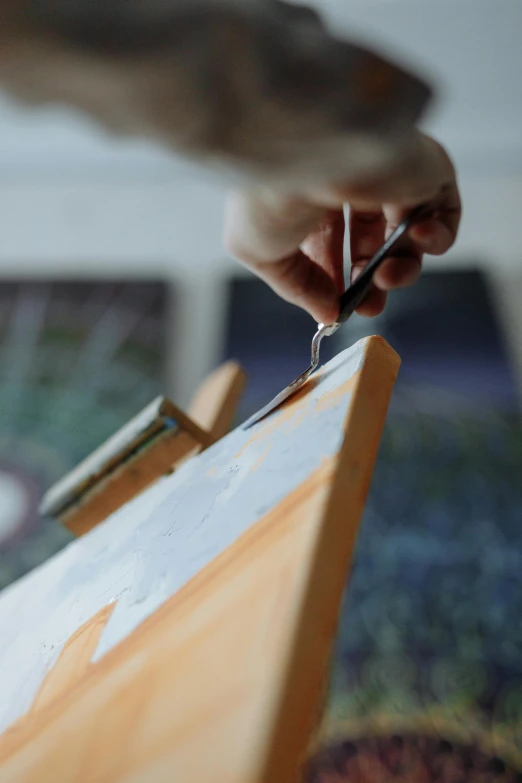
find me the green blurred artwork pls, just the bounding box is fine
[0,280,167,589]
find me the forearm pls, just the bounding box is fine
[0,0,430,186]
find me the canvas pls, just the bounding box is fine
[0,336,398,783]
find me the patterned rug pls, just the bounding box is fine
[307,734,522,782]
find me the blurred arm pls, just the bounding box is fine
[0,0,430,186]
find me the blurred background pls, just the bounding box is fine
[1,0,522,772]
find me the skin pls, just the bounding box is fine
[224,132,461,325]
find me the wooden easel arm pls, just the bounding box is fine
[188,361,246,441]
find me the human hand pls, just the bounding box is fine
[224,132,461,325]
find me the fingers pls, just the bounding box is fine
[247,250,341,324]
[351,283,388,317]
[377,177,460,282]
[349,209,386,315]
[348,170,461,315]
[372,254,423,292]
[224,133,462,322]
[224,192,345,323]
[254,209,345,323]
[224,189,325,264]
[350,210,386,265]
[300,209,345,294]
[349,208,420,315]
[409,218,455,255]
[408,179,462,254]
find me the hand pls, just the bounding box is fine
[224,132,461,325]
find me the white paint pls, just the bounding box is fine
[0,340,366,734]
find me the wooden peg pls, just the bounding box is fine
[188,360,246,440]
[39,397,212,537]
[39,362,246,537]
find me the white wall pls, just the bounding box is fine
[0,175,521,276]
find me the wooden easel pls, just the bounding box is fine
[0,336,399,783]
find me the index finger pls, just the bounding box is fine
[224,192,345,323]
[243,209,346,324]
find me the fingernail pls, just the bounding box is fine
[417,235,436,252]
[411,223,436,244]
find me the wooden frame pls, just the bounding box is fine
[0,336,399,783]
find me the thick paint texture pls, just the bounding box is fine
[0,341,367,734]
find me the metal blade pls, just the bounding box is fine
[242,322,339,429]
